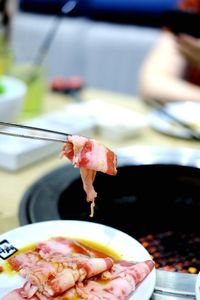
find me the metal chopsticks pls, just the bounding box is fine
[149,99,200,140]
[0,121,70,143]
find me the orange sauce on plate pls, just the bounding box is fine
[2,237,122,276]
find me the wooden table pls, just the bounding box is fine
[0,88,199,235]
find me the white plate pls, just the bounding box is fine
[195,272,200,300]
[0,220,156,300]
[65,100,147,142]
[149,101,200,139]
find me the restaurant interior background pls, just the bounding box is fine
[1,1,200,299]
[12,0,179,96]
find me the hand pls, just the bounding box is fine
[176,34,200,68]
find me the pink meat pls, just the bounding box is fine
[35,237,92,259]
[61,135,117,217]
[7,238,114,298]
[75,260,155,300]
[8,251,41,272]
[62,135,117,175]
[79,168,97,217]
[3,238,154,300]
[101,259,154,281]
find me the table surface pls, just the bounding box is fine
[0,88,200,235]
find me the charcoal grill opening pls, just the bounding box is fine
[58,164,200,274]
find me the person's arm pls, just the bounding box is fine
[139,31,200,103]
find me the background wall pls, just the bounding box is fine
[11,0,179,95]
[19,0,180,25]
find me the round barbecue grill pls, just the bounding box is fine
[19,147,200,300]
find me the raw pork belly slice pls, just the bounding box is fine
[76,260,154,300]
[7,238,114,298]
[62,136,117,175]
[61,135,117,216]
[36,237,114,260]
[35,237,93,259]
[2,238,154,300]
[3,260,154,300]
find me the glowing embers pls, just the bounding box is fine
[140,231,200,274]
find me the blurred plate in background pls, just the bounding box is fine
[149,101,200,139]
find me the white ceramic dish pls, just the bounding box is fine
[149,101,200,139]
[65,100,147,142]
[195,272,200,300]
[166,102,200,126]
[0,220,156,299]
[0,75,27,122]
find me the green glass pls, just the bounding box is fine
[0,46,12,76]
[9,64,46,120]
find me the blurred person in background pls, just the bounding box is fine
[139,0,200,103]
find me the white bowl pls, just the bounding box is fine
[0,76,27,122]
[0,220,156,300]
